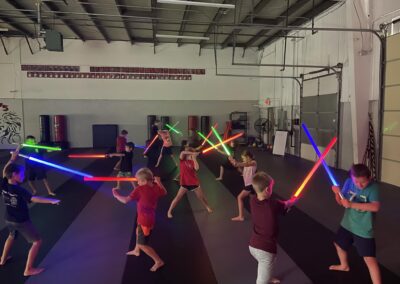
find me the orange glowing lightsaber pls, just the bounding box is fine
[201,123,218,146]
[144,134,159,155]
[202,132,244,154]
[84,177,138,182]
[68,154,107,158]
[293,137,337,198]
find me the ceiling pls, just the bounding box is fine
[0,0,342,50]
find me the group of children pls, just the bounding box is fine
[0,125,382,284]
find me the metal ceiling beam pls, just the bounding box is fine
[221,28,240,48]
[177,5,190,47]
[5,0,51,30]
[258,0,336,49]
[199,0,231,48]
[43,1,85,40]
[220,0,274,49]
[244,0,310,48]
[79,0,110,43]
[0,16,33,37]
[115,0,135,44]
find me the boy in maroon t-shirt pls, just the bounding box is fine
[167,147,212,218]
[249,172,297,284]
[112,168,166,272]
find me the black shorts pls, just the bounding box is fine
[26,167,47,181]
[244,185,255,194]
[162,146,173,156]
[137,225,151,245]
[335,226,376,257]
[6,220,41,243]
[182,185,199,191]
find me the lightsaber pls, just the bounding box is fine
[202,132,244,154]
[18,153,93,178]
[211,126,230,155]
[144,134,159,155]
[84,177,137,182]
[68,154,107,158]
[293,137,337,198]
[165,123,182,135]
[201,123,218,146]
[22,144,62,151]
[197,131,227,155]
[302,124,339,186]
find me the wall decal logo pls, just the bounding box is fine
[0,103,22,144]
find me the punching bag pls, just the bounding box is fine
[161,116,170,130]
[147,115,157,139]
[53,115,68,148]
[39,115,51,144]
[188,116,198,140]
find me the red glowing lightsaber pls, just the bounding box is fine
[84,177,138,182]
[68,154,107,158]
[202,132,244,154]
[201,123,218,146]
[143,134,159,155]
[293,137,337,198]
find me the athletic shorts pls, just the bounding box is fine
[181,185,200,191]
[137,225,152,245]
[117,171,132,177]
[335,226,376,257]
[162,146,173,156]
[244,184,255,194]
[6,220,41,243]
[27,167,47,181]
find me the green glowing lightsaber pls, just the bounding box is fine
[166,123,182,135]
[22,143,62,151]
[211,126,230,155]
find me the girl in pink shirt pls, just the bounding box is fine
[229,150,257,221]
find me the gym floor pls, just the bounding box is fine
[0,148,399,284]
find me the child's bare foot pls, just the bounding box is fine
[150,260,164,272]
[231,216,244,221]
[126,249,140,256]
[24,267,45,276]
[215,177,222,181]
[167,212,173,218]
[0,256,12,266]
[206,207,213,213]
[269,278,281,283]
[48,192,56,196]
[329,264,350,272]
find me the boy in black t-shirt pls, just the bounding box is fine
[107,142,135,190]
[0,147,60,276]
[144,138,163,185]
[20,135,55,196]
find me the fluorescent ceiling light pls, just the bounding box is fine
[156,34,210,40]
[0,28,9,32]
[157,0,235,9]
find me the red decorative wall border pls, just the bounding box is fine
[27,72,192,80]
[21,65,80,72]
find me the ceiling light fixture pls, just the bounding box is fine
[156,34,210,40]
[157,0,235,9]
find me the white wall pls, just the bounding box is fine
[0,39,260,147]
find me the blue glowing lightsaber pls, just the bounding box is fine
[301,123,339,187]
[18,153,93,178]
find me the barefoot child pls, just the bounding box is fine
[107,142,135,190]
[112,168,166,272]
[249,172,297,284]
[20,135,55,196]
[0,147,60,276]
[156,129,177,168]
[114,129,129,171]
[330,164,381,284]
[167,147,212,218]
[230,150,257,221]
[144,138,164,187]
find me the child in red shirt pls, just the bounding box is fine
[114,130,128,171]
[167,147,212,218]
[112,168,166,272]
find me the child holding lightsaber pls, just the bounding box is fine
[156,129,178,169]
[112,168,166,272]
[330,164,381,284]
[106,142,135,190]
[167,147,212,218]
[249,172,297,284]
[230,150,257,221]
[0,147,60,276]
[20,135,55,196]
